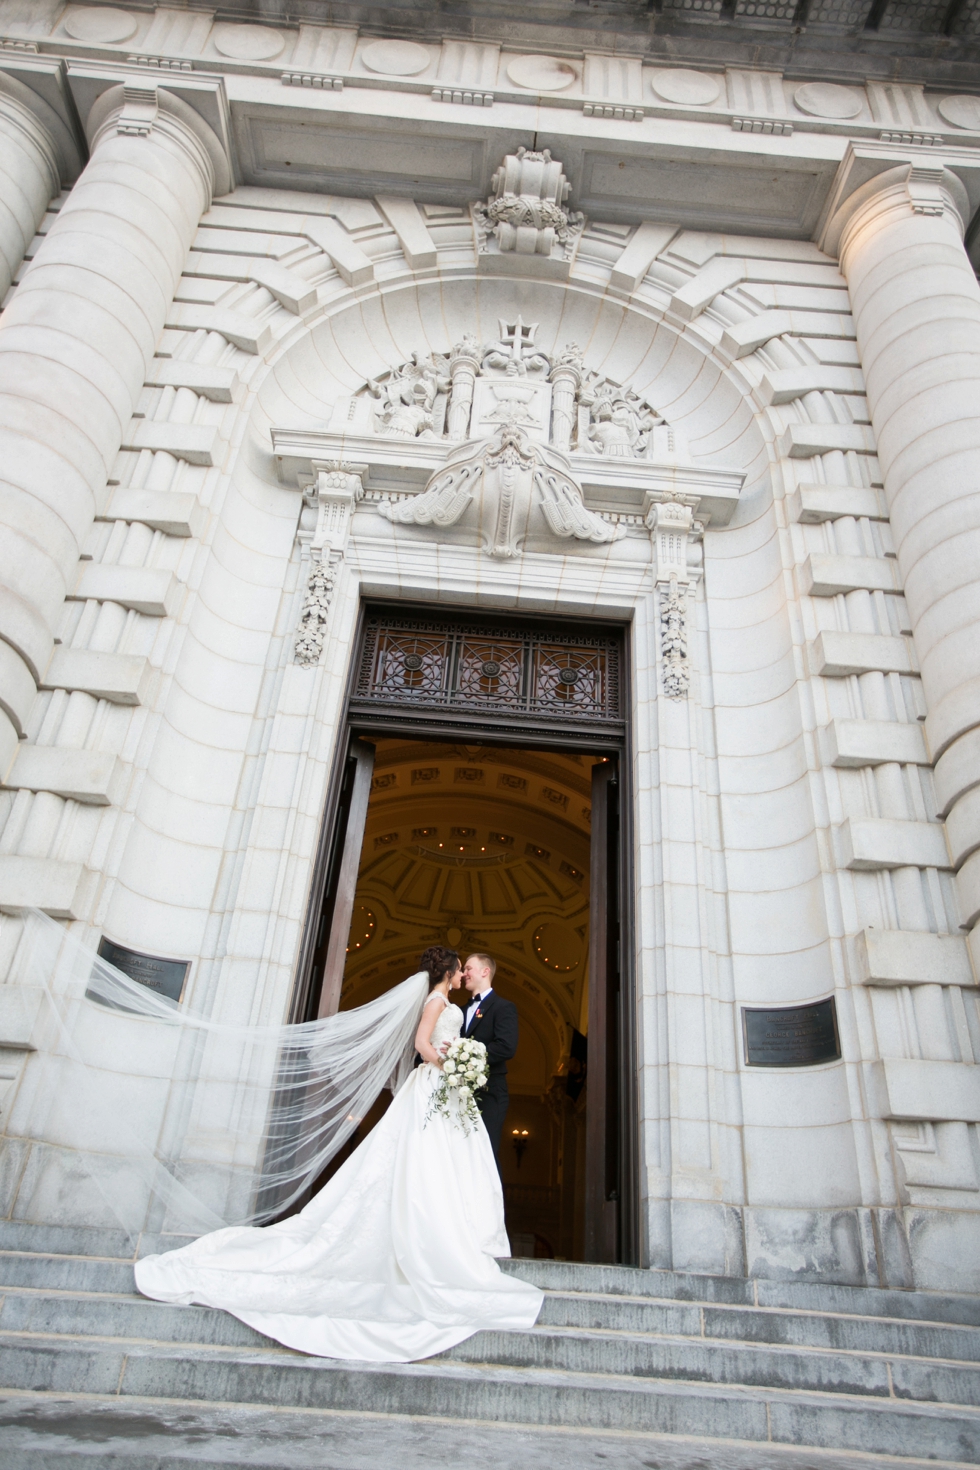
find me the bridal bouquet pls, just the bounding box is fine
[426,1037,489,1134]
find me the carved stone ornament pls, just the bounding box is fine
[270,311,744,658]
[294,560,338,668]
[293,461,365,667]
[644,494,704,700]
[334,316,672,462]
[379,424,625,559]
[368,352,450,439]
[472,149,585,277]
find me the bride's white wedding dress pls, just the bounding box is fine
[134,995,543,1362]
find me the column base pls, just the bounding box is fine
[647,1200,976,1290]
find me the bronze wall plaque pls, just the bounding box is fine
[96,938,189,1004]
[742,997,840,1068]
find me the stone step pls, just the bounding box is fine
[446,1324,980,1405]
[0,1287,270,1351]
[502,1258,980,1327]
[4,1262,977,1376]
[0,1393,959,1470]
[537,1287,980,1361]
[4,1281,979,1399]
[3,1221,980,1328]
[0,1331,979,1462]
[4,1240,979,1344]
[0,1251,137,1296]
[0,1222,190,1260]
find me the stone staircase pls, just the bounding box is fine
[0,1222,979,1465]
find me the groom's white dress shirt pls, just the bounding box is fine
[465,989,492,1032]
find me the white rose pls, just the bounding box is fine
[459,1085,471,1098]
[443,1060,456,1073]
[448,1076,460,1088]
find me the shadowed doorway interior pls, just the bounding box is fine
[334,738,598,1261]
[293,604,634,1263]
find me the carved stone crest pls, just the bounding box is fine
[331,315,670,461]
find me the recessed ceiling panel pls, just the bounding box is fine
[577,151,834,235]
[238,111,489,198]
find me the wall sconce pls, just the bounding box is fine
[511,1127,529,1168]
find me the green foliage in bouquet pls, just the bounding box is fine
[425,1036,489,1134]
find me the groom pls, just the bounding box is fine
[462,953,518,1173]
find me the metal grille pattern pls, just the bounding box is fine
[878,0,947,24]
[355,612,622,725]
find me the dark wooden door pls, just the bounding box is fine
[585,757,621,1263]
[307,737,375,1020]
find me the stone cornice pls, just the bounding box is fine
[5,8,980,240]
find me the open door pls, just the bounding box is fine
[585,757,621,1263]
[307,737,375,1019]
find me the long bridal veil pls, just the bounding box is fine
[4,910,429,1240]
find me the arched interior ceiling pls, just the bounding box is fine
[252,274,772,528]
[339,739,599,1094]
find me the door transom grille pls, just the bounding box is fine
[352,608,624,736]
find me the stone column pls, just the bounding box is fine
[0,87,60,303]
[0,85,64,770]
[0,82,229,772]
[828,161,980,956]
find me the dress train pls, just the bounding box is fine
[135,1003,543,1361]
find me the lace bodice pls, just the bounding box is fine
[429,998,463,1052]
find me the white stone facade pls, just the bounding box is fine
[1,1,980,1292]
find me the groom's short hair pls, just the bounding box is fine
[469,953,496,980]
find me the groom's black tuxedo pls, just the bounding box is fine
[464,990,518,1172]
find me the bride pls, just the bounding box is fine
[134,945,543,1362]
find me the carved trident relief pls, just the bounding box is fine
[644,493,704,699]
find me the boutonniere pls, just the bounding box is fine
[474,1010,483,1021]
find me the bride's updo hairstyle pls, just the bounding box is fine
[418,945,460,991]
